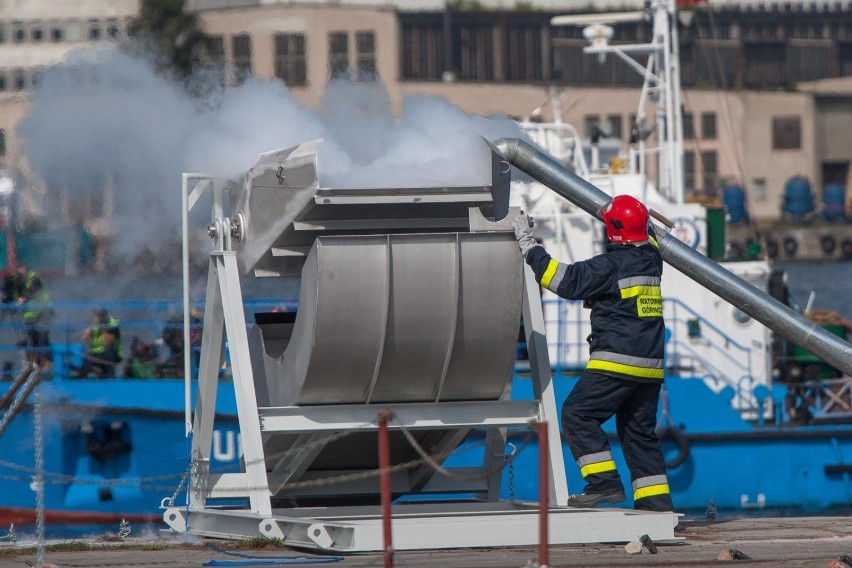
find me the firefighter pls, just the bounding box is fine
[513,195,673,512]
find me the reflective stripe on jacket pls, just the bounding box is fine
[525,242,665,382]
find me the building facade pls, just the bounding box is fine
[1,0,851,222]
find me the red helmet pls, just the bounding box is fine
[599,195,649,243]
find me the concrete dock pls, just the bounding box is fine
[1,516,852,567]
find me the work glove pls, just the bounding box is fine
[512,212,539,258]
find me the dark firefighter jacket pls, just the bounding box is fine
[524,242,665,383]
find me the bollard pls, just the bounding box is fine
[378,410,394,568]
[538,421,549,568]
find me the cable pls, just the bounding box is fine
[204,542,343,565]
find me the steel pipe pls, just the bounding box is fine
[494,137,852,376]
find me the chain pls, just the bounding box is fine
[505,442,517,501]
[33,387,45,568]
[116,519,131,540]
[0,523,16,542]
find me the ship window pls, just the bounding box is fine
[355,31,376,82]
[683,112,695,139]
[329,31,350,80]
[50,25,63,42]
[274,33,307,87]
[0,23,5,44]
[0,130,6,156]
[0,71,6,91]
[232,33,252,84]
[772,116,801,150]
[701,112,717,140]
[732,307,751,325]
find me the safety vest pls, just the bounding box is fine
[90,316,121,356]
[526,242,665,382]
[21,271,51,325]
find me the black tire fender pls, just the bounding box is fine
[842,239,852,259]
[658,426,690,469]
[820,234,837,255]
[765,238,778,259]
[782,236,798,257]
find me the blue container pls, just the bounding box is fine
[823,183,846,222]
[782,176,814,222]
[723,185,748,224]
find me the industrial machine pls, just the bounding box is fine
[161,139,680,551]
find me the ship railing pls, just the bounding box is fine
[791,377,852,420]
[537,296,761,416]
[665,297,753,372]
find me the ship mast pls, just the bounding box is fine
[552,0,686,204]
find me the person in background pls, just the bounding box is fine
[6,264,53,368]
[512,195,673,512]
[81,309,123,378]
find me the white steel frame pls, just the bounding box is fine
[164,177,680,551]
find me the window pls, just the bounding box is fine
[0,72,6,91]
[0,23,5,44]
[0,130,6,157]
[106,18,120,39]
[606,114,623,140]
[328,32,349,79]
[752,177,767,201]
[355,31,376,82]
[12,68,25,91]
[701,112,717,140]
[274,33,307,86]
[12,21,24,43]
[584,114,600,138]
[684,150,696,190]
[701,150,718,190]
[772,116,801,150]
[31,22,43,42]
[207,35,226,86]
[50,25,63,42]
[232,34,252,84]
[683,112,695,139]
[88,19,101,41]
[401,22,443,81]
[458,25,493,81]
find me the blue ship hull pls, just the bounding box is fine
[2,371,851,518]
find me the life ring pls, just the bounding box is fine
[820,235,836,255]
[657,425,690,469]
[842,239,852,259]
[782,236,798,257]
[765,238,778,259]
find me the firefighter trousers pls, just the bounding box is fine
[562,370,673,512]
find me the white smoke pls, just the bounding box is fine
[16,45,521,260]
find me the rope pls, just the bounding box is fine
[204,542,343,565]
